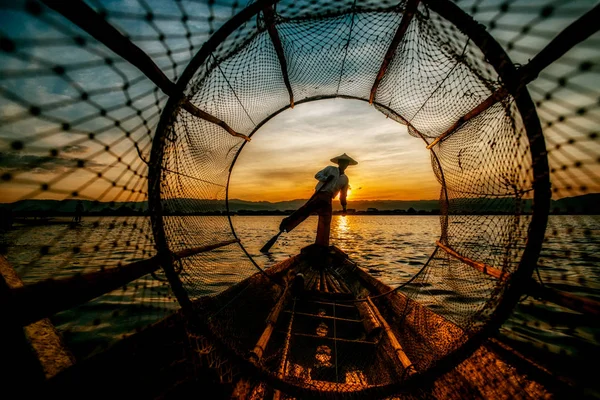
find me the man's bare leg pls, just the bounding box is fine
[315,203,332,247]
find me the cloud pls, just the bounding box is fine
[250,168,312,181]
[229,99,440,201]
[0,152,105,174]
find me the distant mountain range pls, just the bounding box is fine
[228,198,444,212]
[1,193,599,215]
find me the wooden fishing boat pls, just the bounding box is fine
[4,244,572,399]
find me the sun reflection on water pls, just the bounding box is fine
[337,215,350,237]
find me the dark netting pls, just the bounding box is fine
[0,0,598,398]
[374,4,499,139]
[0,0,247,375]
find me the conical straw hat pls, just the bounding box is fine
[330,153,358,165]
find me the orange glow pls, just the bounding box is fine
[1,100,444,204]
[229,100,442,202]
[337,215,349,234]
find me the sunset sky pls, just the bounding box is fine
[0,97,441,204]
[0,1,598,205]
[229,99,441,202]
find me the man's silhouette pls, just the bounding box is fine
[279,153,357,247]
[74,200,84,223]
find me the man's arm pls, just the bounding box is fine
[315,166,334,182]
[340,185,348,213]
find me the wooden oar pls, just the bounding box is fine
[260,231,282,253]
[260,175,334,253]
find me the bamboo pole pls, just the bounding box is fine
[273,298,296,400]
[330,268,352,294]
[325,273,341,294]
[174,239,240,259]
[249,285,290,362]
[355,300,383,338]
[6,256,163,327]
[527,280,600,317]
[5,240,239,327]
[41,0,177,96]
[425,4,600,149]
[369,0,420,104]
[181,100,250,141]
[517,3,600,84]
[426,88,508,149]
[329,272,343,294]
[366,297,416,375]
[333,301,339,383]
[436,241,600,317]
[436,240,508,281]
[278,298,295,376]
[263,6,294,108]
[313,273,321,292]
[305,271,316,292]
[310,271,319,291]
[41,0,252,143]
[331,275,344,293]
[320,270,328,293]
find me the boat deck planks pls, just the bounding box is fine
[37,245,565,399]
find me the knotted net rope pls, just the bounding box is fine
[0,0,598,398]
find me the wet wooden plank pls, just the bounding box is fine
[0,255,74,379]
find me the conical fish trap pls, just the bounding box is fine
[0,0,598,398]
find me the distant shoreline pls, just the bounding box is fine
[2,193,599,217]
[7,210,600,218]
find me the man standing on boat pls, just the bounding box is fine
[279,153,358,247]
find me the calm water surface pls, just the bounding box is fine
[236,215,439,284]
[2,215,599,391]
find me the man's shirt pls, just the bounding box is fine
[314,165,349,199]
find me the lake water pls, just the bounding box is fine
[2,215,599,393]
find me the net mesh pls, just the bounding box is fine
[0,0,598,398]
